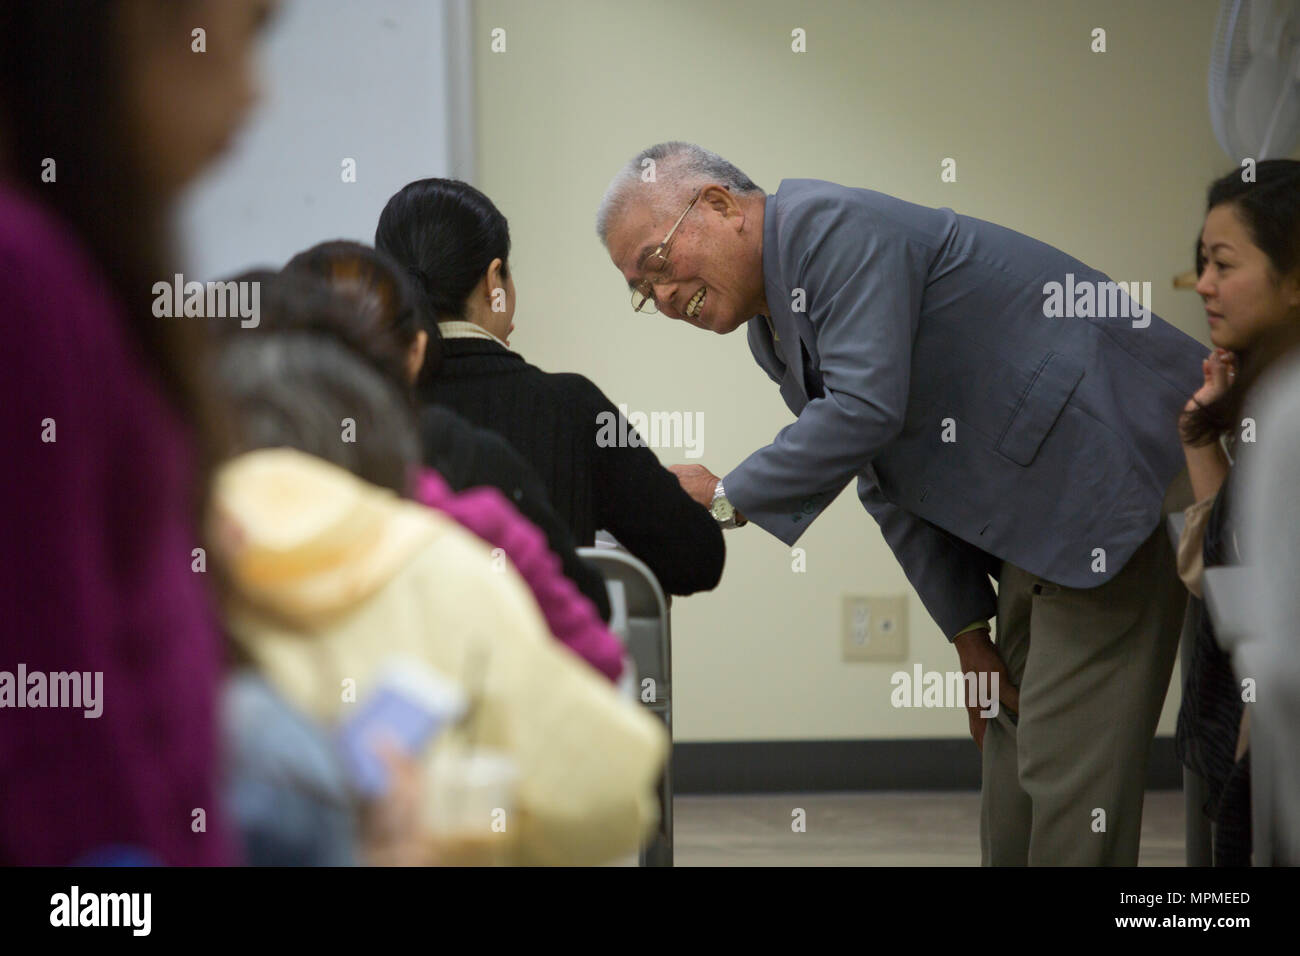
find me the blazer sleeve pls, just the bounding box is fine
[724,200,927,545]
[856,466,999,640]
[581,380,725,596]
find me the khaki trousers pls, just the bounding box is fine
[980,472,1192,865]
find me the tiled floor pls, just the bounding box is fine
[673,790,1186,866]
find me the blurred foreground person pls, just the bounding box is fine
[211,313,667,865]
[1240,341,1300,866]
[0,0,276,865]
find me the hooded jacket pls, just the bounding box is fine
[213,448,667,865]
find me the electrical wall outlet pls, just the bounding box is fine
[842,595,908,661]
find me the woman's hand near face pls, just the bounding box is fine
[1180,348,1235,501]
[1185,348,1237,414]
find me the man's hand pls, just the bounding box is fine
[668,464,720,508]
[952,627,1020,751]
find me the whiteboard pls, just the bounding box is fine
[177,0,474,281]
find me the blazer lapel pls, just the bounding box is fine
[768,301,808,398]
[748,314,785,378]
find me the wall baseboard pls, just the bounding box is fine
[673,737,1182,794]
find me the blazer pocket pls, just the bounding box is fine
[994,352,1085,467]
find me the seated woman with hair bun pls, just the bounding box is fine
[376,178,725,598]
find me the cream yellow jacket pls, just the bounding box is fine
[213,448,668,865]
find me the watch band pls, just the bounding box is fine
[711,481,739,529]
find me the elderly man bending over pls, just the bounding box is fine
[597,141,1202,866]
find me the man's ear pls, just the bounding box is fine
[705,184,747,235]
[702,185,736,217]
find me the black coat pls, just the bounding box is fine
[417,337,724,596]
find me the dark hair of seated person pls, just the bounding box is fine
[232,263,611,620]
[211,269,411,394]
[216,329,418,495]
[283,239,444,381]
[374,178,725,597]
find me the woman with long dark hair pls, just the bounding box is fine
[0,0,274,864]
[375,178,725,596]
[1176,158,1300,866]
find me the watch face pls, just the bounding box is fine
[711,497,735,522]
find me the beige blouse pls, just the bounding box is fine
[439,319,510,349]
[1177,433,1237,599]
[1176,494,1217,599]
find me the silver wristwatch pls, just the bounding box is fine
[710,481,741,529]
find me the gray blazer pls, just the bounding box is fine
[723,179,1205,638]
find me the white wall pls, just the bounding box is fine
[178,0,472,279]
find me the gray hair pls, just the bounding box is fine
[595,142,762,246]
[217,332,420,495]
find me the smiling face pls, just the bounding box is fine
[1196,202,1300,352]
[606,185,766,334]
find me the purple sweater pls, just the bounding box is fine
[0,184,230,865]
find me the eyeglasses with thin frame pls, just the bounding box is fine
[630,189,704,314]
